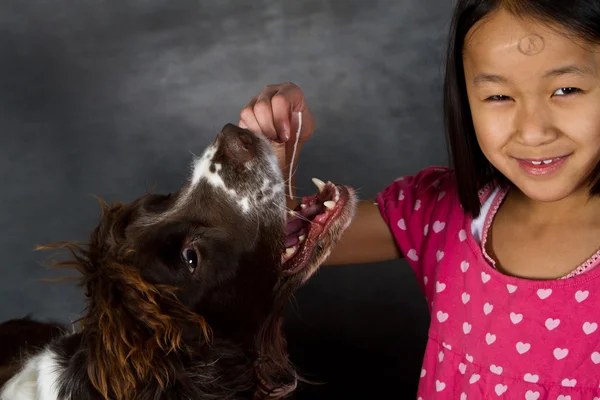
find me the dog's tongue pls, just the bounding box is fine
[281,178,342,268]
[285,227,306,248]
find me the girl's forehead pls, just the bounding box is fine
[463,9,598,77]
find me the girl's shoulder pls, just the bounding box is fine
[381,165,459,206]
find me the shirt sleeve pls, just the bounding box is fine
[376,166,456,292]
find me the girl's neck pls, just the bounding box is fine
[507,185,600,226]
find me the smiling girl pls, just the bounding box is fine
[239,0,600,398]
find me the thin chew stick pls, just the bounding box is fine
[288,111,302,200]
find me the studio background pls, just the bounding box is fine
[0,0,453,397]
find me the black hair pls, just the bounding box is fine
[443,0,600,218]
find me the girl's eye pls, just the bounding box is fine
[553,87,581,96]
[485,95,511,102]
[182,246,200,273]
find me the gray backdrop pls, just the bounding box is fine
[0,0,454,397]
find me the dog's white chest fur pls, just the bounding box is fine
[0,348,65,400]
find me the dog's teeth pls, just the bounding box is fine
[298,234,306,243]
[284,247,296,257]
[324,200,336,209]
[312,178,325,192]
[300,204,306,209]
[334,186,340,202]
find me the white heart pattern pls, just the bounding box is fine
[433,220,445,233]
[561,378,576,387]
[583,322,598,335]
[437,191,446,201]
[490,364,502,375]
[407,249,419,261]
[436,380,446,392]
[469,374,480,384]
[557,396,572,400]
[486,333,496,345]
[516,342,531,354]
[424,276,428,285]
[437,311,449,323]
[537,288,552,299]
[554,348,569,360]
[458,363,467,374]
[442,342,452,350]
[420,369,426,378]
[591,352,600,364]
[414,199,421,211]
[575,290,589,303]
[525,391,540,400]
[397,218,407,230]
[510,312,523,324]
[494,384,507,396]
[436,281,446,293]
[524,373,539,383]
[462,292,470,304]
[461,261,470,272]
[483,302,493,315]
[506,284,517,293]
[459,229,467,242]
[481,272,491,283]
[545,318,560,331]
[465,354,473,363]
[463,322,472,334]
[460,393,467,400]
[438,351,444,362]
[436,250,444,261]
[398,189,405,200]
[424,224,429,236]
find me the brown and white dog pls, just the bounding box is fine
[0,123,356,400]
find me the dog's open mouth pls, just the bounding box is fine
[281,177,350,274]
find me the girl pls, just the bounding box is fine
[239,0,600,398]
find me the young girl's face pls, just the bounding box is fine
[463,9,600,203]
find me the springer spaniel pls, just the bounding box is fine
[0,123,357,400]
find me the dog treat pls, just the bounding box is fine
[288,111,302,200]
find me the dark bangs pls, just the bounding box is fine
[442,0,600,218]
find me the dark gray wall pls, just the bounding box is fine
[0,0,454,397]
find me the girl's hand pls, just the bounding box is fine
[239,82,315,205]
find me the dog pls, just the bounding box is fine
[0,123,357,400]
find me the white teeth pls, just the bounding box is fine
[531,161,542,165]
[312,178,325,192]
[334,186,340,202]
[324,200,336,209]
[298,234,306,243]
[300,203,306,209]
[530,158,555,165]
[543,159,553,164]
[284,247,296,257]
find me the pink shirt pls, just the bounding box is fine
[376,166,600,399]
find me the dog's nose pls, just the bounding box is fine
[219,123,257,163]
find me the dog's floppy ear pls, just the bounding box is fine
[37,198,212,399]
[252,316,302,399]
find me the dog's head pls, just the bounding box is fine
[42,123,356,399]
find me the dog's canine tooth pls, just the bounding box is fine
[311,178,325,192]
[334,187,340,202]
[323,201,336,210]
[284,247,296,257]
[298,234,306,243]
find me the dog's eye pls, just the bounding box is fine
[182,247,200,273]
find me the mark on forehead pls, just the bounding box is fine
[518,34,545,56]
